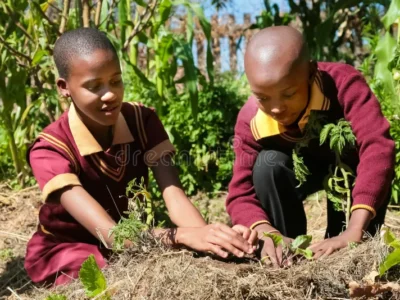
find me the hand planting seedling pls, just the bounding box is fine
[108,178,154,251]
[262,233,313,265]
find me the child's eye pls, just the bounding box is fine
[283,92,296,99]
[111,79,123,86]
[87,84,101,92]
[256,96,268,102]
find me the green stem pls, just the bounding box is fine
[340,165,351,228]
[154,36,164,100]
[130,8,139,66]
[3,114,23,184]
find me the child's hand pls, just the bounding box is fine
[231,224,258,247]
[309,228,363,259]
[176,223,255,258]
[260,233,293,267]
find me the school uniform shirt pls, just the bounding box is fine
[25,102,175,284]
[28,101,174,242]
[226,62,395,230]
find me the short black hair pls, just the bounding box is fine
[53,28,118,79]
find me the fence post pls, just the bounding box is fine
[211,15,221,73]
[228,14,237,73]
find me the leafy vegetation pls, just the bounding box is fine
[263,233,314,261]
[79,254,110,299]
[379,227,400,276]
[1,0,400,206]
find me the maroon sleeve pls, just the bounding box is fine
[28,135,81,201]
[336,65,395,217]
[226,101,269,228]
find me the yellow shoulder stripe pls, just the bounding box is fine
[38,133,80,174]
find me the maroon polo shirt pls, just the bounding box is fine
[226,62,395,229]
[28,102,175,244]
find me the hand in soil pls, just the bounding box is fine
[231,224,258,248]
[309,228,363,259]
[260,234,293,268]
[176,223,255,258]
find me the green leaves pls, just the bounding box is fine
[291,235,312,250]
[382,0,400,30]
[291,235,313,260]
[263,233,314,260]
[374,32,397,101]
[79,255,109,299]
[379,249,400,276]
[292,149,311,187]
[294,248,313,260]
[319,119,356,155]
[263,232,284,247]
[174,38,199,118]
[378,228,400,276]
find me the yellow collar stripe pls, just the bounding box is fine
[251,73,330,141]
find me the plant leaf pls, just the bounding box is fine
[382,0,400,30]
[291,235,312,250]
[374,32,396,103]
[32,49,47,66]
[379,248,400,276]
[263,232,283,247]
[383,227,396,246]
[295,248,313,259]
[79,254,107,298]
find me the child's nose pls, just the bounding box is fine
[101,90,117,102]
[270,101,286,114]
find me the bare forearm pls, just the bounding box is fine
[59,186,117,247]
[345,208,372,240]
[163,185,206,227]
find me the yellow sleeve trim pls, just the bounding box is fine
[250,220,271,230]
[40,224,54,236]
[144,140,176,166]
[351,204,377,219]
[42,173,82,202]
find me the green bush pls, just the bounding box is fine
[124,72,250,197]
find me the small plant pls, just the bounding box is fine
[79,254,110,299]
[293,116,356,228]
[292,113,328,186]
[320,119,356,227]
[263,233,314,262]
[379,227,400,276]
[0,248,14,261]
[108,178,153,251]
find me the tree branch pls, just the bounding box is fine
[95,0,103,26]
[59,0,71,34]
[82,0,90,27]
[0,35,32,63]
[123,0,158,52]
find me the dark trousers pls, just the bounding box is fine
[252,150,389,239]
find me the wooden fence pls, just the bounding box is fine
[137,13,258,74]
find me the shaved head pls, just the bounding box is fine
[245,26,309,85]
[244,26,315,126]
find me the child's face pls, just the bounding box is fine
[248,61,312,126]
[57,49,124,127]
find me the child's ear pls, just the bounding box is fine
[308,60,318,83]
[56,78,70,98]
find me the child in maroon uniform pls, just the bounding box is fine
[25,28,257,286]
[226,26,395,266]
